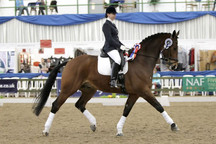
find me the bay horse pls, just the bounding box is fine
[33,30,180,136]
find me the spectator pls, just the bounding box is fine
[152,67,161,95]
[37,0,46,15]
[39,58,49,73]
[46,58,52,72]
[176,46,188,71]
[18,63,25,73]
[28,2,37,15]
[211,51,216,64]
[49,0,58,14]
[16,0,30,16]
[213,0,216,11]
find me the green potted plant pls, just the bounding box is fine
[150,0,160,5]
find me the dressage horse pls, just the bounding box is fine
[33,30,180,136]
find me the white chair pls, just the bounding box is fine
[195,75,205,96]
[151,84,156,94]
[19,77,29,97]
[161,76,173,96]
[171,78,182,96]
[185,0,198,11]
[205,75,216,96]
[37,76,47,90]
[151,83,161,96]
[201,2,211,11]
[51,77,59,97]
[29,77,40,97]
[182,75,195,96]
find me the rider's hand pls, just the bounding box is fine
[120,45,130,51]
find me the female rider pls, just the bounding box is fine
[102,6,129,88]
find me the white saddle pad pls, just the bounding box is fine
[97,56,128,76]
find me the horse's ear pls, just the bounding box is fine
[176,30,180,37]
[172,30,176,38]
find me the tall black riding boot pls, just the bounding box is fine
[110,62,120,88]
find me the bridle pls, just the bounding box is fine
[160,37,178,69]
[137,37,178,62]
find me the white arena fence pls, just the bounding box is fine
[0,75,216,98]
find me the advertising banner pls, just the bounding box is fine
[0,79,18,93]
[40,40,52,48]
[183,77,216,92]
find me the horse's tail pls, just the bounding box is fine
[32,61,68,116]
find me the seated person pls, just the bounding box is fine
[152,67,161,95]
[16,0,30,16]
[28,2,37,15]
[37,0,46,15]
[213,0,216,11]
[49,0,58,14]
[39,58,49,73]
[46,58,53,72]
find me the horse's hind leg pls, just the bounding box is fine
[141,88,179,131]
[42,90,75,136]
[116,94,139,136]
[43,82,82,136]
[75,83,97,132]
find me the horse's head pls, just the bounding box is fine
[138,30,179,70]
[160,30,179,70]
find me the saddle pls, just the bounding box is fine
[98,49,128,93]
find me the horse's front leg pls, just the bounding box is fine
[141,88,179,132]
[116,94,139,136]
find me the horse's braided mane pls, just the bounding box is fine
[140,32,170,44]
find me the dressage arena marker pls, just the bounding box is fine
[159,96,170,106]
[45,95,52,107]
[0,101,3,107]
[1,97,216,107]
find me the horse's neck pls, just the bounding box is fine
[135,53,158,72]
[140,34,170,58]
[136,34,170,72]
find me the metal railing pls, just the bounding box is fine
[0,0,215,16]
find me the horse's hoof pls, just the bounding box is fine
[171,123,179,132]
[116,133,124,136]
[90,124,96,132]
[42,131,49,136]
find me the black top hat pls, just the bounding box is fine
[105,6,117,18]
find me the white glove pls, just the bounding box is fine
[120,45,130,51]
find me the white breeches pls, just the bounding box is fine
[107,50,121,65]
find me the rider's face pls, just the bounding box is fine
[107,13,116,21]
